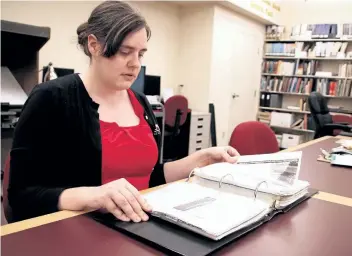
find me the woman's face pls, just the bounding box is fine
[89,28,148,90]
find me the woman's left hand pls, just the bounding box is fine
[199,146,240,167]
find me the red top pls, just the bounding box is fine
[100,89,158,191]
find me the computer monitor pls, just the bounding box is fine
[144,75,161,96]
[130,66,146,93]
[42,66,74,82]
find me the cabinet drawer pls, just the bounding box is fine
[190,115,210,129]
[188,144,204,154]
[190,122,209,133]
[190,126,209,139]
[189,137,209,149]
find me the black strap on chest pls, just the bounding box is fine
[131,90,161,148]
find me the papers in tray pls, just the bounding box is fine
[143,151,311,240]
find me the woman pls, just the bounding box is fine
[8,1,239,223]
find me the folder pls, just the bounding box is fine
[91,188,317,256]
[91,152,317,256]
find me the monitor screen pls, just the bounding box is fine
[130,66,146,93]
[144,75,161,96]
[42,67,74,82]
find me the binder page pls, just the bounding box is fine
[194,151,309,196]
[144,182,269,239]
[236,151,303,185]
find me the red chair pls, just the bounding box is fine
[2,155,12,223]
[164,95,188,133]
[229,121,279,155]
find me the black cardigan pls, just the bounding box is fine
[8,74,165,222]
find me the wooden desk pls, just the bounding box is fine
[216,199,352,256]
[285,136,352,198]
[2,196,352,256]
[2,136,352,256]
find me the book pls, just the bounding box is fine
[143,151,311,241]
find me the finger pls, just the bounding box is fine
[221,151,238,164]
[111,191,141,222]
[105,197,130,222]
[119,187,148,222]
[126,183,152,212]
[226,146,240,157]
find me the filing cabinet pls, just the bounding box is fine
[188,112,211,154]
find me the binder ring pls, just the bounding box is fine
[219,173,234,188]
[254,181,268,201]
[186,168,197,182]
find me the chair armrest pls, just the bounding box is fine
[324,123,352,132]
[340,131,352,137]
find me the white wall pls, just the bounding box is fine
[177,4,215,112]
[1,1,181,91]
[130,1,181,91]
[209,5,265,146]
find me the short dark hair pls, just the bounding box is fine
[77,1,151,58]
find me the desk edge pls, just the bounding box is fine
[1,183,169,236]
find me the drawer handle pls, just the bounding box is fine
[196,140,202,144]
[197,125,203,128]
[196,147,202,151]
[198,118,204,121]
[197,133,203,136]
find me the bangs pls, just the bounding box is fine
[102,19,151,58]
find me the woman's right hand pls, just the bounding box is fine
[88,178,152,222]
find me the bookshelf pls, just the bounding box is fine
[258,23,352,148]
[259,106,310,114]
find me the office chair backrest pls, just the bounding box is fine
[2,154,12,223]
[308,91,333,131]
[229,121,279,155]
[164,95,188,127]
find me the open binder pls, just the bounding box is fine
[91,152,317,256]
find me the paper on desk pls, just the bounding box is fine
[332,146,352,155]
[331,154,352,167]
[335,139,352,149]
[161,88,174,102]
[146,95,160,104]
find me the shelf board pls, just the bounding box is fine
[324,95,352,99]
[261,73,351,80]
[329,109,352,115]
[260,91,309,96]
[263,56,352,61]
[259,107,310,114]
[263,56,296,59]
[265,38,352,43]
[300,57,352,61]
[260,91,352,99]
[270,125,315,133]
